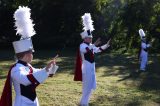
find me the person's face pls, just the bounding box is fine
[24,51,33,63]
[84,37,92,43]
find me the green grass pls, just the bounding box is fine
[0,50,160,106]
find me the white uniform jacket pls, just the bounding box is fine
[11,60,48,106]
[140,42,150,70]
[80,42,104,90]
[140,42,150,58]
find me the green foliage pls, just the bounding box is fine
[95,0,160,52]
[0,0,160,53]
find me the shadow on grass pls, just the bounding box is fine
[0,75,7,79]
[1,50,160,92]
[57,56,75,73]
[32,60,48,68]
[32,49,76,74]
[138,55,160,91]
[90,94,142,106]
[97,53,160,91]
[96,53,139,78]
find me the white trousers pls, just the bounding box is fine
[140,53,148,71]
[80,72,95,106]
[80,61,96,106]
[80,86,92,106]
[13,96,39,106]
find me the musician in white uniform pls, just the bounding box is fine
[139,29,151,71]
[0,6,58,106]
[74,13,110,106]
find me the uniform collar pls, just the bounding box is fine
[83,42,90,45]
[17,60,28,66]
[141,40,147,43]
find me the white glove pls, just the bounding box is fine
[101,43,110,50]
[48,64,59,75]
[147,44,151,47]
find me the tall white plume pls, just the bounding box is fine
[139,29,145,38]
[82,13,94,31]
[14,6,36,39]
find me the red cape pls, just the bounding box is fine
[0,64,15,106]
[74,48,82,81]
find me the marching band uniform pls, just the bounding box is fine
[74,13,110,106]
[0,6,58,106]
[11,60,48,106]
[139,29,150,71]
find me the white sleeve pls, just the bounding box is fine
[11,66,48,86]
[80,43,105,54]
[29,64,48,83]
[101,43,110,50]
[93,43,110,53]
[32,68,48,83]
[11,67,31,86]
[92,45,101,53]
[141,43,146,49]
[80,44,87,53]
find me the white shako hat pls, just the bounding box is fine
[80,13,95,39]
[13,6,36,53]
[139,29,146,39]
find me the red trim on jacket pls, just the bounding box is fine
[27,66,40,89]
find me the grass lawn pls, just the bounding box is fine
[0,50,160,106]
